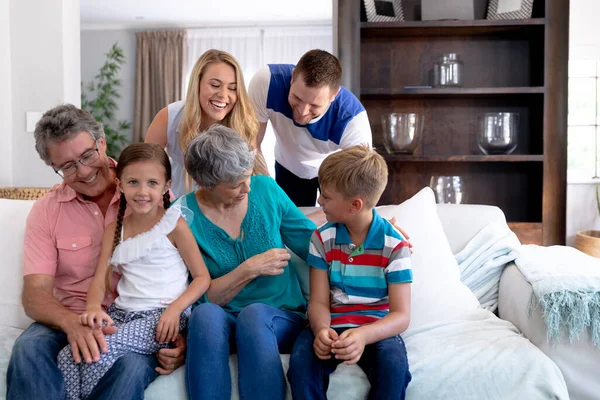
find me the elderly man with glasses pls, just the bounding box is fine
[6,104,185,400]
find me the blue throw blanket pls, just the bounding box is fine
[455,220,520,312]
[515,245,600,347]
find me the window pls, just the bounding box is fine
[568,60,600,181]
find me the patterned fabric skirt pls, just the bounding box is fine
[58,304,189,400]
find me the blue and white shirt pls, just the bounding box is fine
[249,64,372,179]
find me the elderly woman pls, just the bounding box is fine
[177,125,315,400]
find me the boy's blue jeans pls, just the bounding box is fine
[287,326,412,400]
[7,322,158,400]
[185,302,306,400]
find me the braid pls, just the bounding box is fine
[163,191,171,210]
[106,193,127,291]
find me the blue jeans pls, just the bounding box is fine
[287,327,412,400]
[186,303,306,400]
[7,322,159,400]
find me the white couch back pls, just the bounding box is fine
[437,204,507,254]
[1,199,36,329]
[0,199,506,331]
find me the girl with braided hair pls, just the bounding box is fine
[57,143,210,400]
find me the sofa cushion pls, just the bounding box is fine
[144,354,370,400]
[0,199,35,330]
[0,326,24,397]
[436,203,507,255]
[376,187,480,335]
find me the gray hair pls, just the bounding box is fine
[184,124,255,188]
[34,104,105,165]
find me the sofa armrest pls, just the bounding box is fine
[498,263,600,400]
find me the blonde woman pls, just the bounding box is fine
[146,49,267,197]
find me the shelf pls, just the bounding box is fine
[381,154,544,162]
[361,19,545,37]
[361,87,544,97]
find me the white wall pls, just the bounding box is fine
[0,0,13,186]
[80,30,136,142]
[63,0,82,103]
[5,0,81,187]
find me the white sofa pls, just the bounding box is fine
[0,189,597,399]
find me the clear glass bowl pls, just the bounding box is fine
[429,175,465,204]
[478,112,519,155]
[381,113,424,154]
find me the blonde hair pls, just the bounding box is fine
[318,145,388,208]
[179,49,265,191]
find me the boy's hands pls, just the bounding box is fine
[313,327,339,360]
[156,306,181,343]
[331,328,366,365]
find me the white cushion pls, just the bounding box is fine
[436,204,507,255]
[376,187,480,335]
[0,199,35,329]
[0,326,25,397]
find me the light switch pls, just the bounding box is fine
[26,112,44,133]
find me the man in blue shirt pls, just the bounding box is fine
[249,49,372,206]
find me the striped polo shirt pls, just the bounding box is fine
[307,209,412,328]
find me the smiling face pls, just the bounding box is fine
[198,61,238,127]
[288,72,339,125]
[117,160,170,216]
[317,185,354,223]
[47,131,113,200]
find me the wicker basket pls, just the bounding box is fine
[0,187,51,200]
[574,230,600,258]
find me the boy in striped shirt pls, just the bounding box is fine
[288,145,412,400]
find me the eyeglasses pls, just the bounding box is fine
[53,143,100,178]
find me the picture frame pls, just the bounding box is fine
[363,0,405,22]
[487,0,534,20]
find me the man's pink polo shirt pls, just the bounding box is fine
[23,167,122,314]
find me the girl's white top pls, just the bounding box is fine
[111,204,189,312]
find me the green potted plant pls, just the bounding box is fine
[81,42,131,158]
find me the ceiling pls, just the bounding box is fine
[80,0,333,29]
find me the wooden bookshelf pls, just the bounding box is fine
[337,0,568,245]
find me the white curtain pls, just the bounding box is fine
[186,25,333,176]
[262,25,333,64]
[186,27,263,92]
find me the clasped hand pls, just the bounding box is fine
[314,327,366,365]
